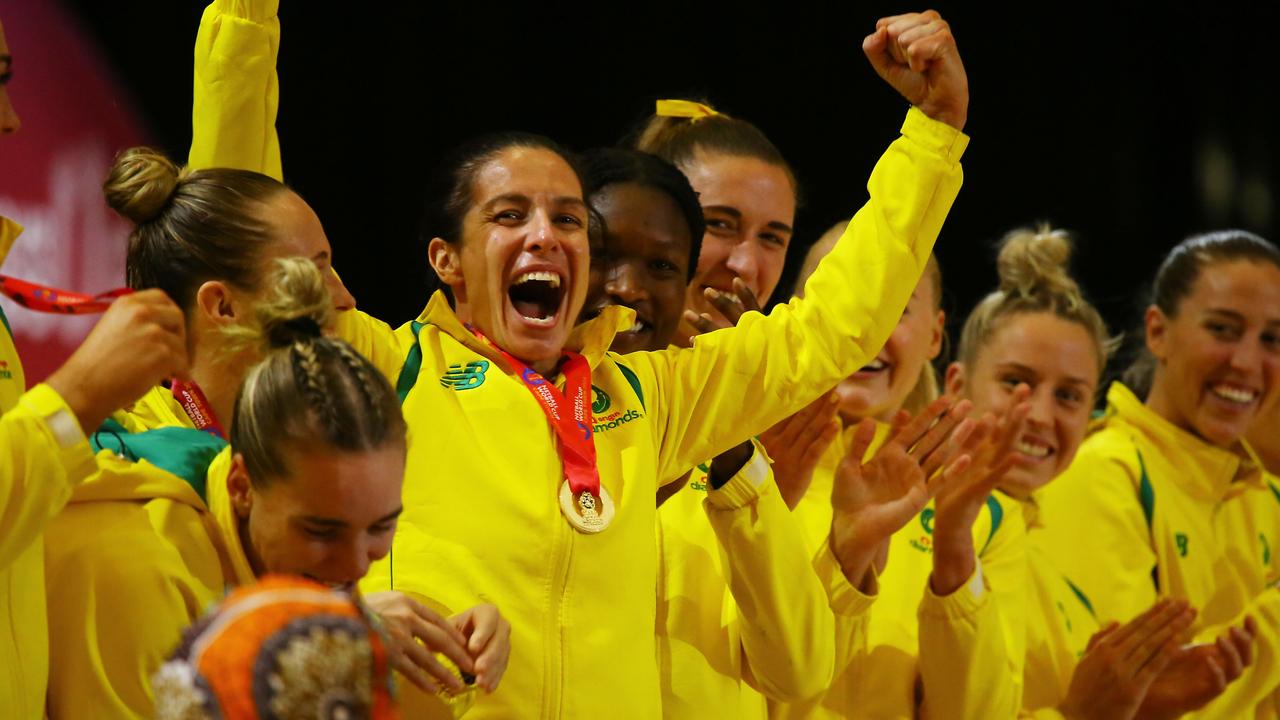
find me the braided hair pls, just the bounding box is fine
[230,258,406,485]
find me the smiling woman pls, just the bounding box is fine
[1036,229,1280,716]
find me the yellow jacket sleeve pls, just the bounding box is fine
[0,384,96,571]
[1036,448,1157,626]
[702,443,835,701]
[189,0,282,178]
[334,307,414,384]
[1182,588,1280,717]
[641,109,967,484]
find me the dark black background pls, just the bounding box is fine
[66,1,1280,379]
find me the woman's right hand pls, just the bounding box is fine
[828,395,976,592]
[1137,616,1257,719]
[363,591,476,695]
[1059,599,1196,720]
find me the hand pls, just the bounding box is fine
[1138,616,1258,720]
[760,391,842,509]
[451,603,511,693]
[829,395,976,592]
[929,385,1031,595]
[864,10,969,131]
[45,289,188,433]
[1059,599,1196,720]
[364,591,475,695]
[682,278,761,342]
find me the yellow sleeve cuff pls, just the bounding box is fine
[902,107,970,164]
[814,542,876,617]
[17,383,97,481]
[919,561,989,620]
[705,439,773,509]
[216,0,279,22]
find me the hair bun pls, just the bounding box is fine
[996,223,1078,305]
[104,147,183,225]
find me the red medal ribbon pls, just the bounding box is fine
[467,326,600,497]
[0,274,132,314]
[171,379,226,440]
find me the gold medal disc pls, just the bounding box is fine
[558,480,614,533]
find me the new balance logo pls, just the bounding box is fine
[440,360,490,391]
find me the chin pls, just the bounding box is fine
[1194,415,1249,449]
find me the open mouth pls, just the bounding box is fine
[508,271,565,327]
[855,356,891,377]
[1208,382,1259,407]
[1014,435,1054,461]
[304,574,355,594]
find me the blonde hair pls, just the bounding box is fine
[957,224,1117,376]
[229,258,405,486]
[800,219,944,413]
[104,147,288,310]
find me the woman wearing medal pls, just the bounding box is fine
[187,3,970,716]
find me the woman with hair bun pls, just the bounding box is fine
[43,148,506,718]
[1035,229,1280,717]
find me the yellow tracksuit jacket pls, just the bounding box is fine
[43,388,241,718]
[1019,499,1098,720]
[353,108,966,719]
[0,218,100,718]
[188,5,969,715]
[1036,382,1280,717]
[657,440,835,718]
[773,422,1027,719]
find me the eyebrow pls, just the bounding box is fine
[297,506,403,530]
[701,205,794,235]
[998,361,1092,388]
[480,194,587,213]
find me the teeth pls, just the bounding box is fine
[623,321,645,334]
[523,315,556,327]
[1211,384,1256,404]
[514,271,560,288]
[1015,439,1052,458]
[860,358,888,372]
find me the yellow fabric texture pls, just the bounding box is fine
[190,0,282,180]
[656,439,835,719]
[0,218,97,718]
[43,388,234,719]
[773,421,1026,719]
[1019,498,1098,718]
[186,3,968,714]
[1036,382,1280,717]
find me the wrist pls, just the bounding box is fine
[919,101,967,132]
[929,536,976,596]
[708,441,754,489]
[45,367,107,434]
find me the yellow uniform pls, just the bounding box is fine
[773,423,1027,719]
[187,4,969,715]
[1036,383,1280,717]
[1019,499,1098,719]
[0,218,100,718]
[657,440,835,718]
[43,388,238,718]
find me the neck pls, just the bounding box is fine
[187,347,242,431]
[1144,373,1186,435]
[1252,434,1280,475]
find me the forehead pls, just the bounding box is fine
[471,146,582,203]
[592,183,692,250]
[1184,259,1280,320]
[981,312,1100,384]
[681,152,795,219]
[273,446,404,513]
[262,190,331,259]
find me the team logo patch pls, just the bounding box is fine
[592,386,611,414]
[440,360,490,391]
[0,359,10,380]
[1175,532,1190,558]
[909,508,936,553]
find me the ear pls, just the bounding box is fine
[944,361,966,397]
[428,237,465,287]
[1144,304,1170,361]
[928,309,946,359]
[226,452,255,519]
[194,280,240,329]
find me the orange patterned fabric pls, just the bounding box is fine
[153,575,399,719]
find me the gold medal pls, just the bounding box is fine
[558,480,614,533]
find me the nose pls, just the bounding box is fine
[1026,384,1054,429]
[331,540,372,584]
[1228,338,1264,378]
[724,240,760,289]
[0,90,20,135]
[526,209,564,254]
[327,268,356,312]
[605,261,647,305]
